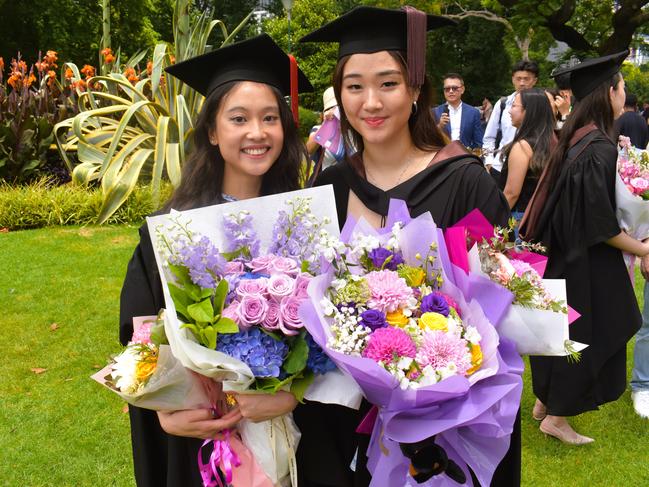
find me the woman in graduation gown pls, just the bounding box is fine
[118,34,313,486]
[297,6,521,486]
[521,51,649,444]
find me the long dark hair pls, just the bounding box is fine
[165,81,304,210]
[540,72,622,192]
[332,51,446,171]
[501,88,556,175]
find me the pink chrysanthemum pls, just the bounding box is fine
[416,330,471,375]
[362,327,416,364]
[437,292,462,318]
[364,270,413,313]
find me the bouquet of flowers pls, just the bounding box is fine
[147,187,362,487]
[303,200,522,486]
[92,316,210,410]
[616,137,649,240]
[445,209,587,357]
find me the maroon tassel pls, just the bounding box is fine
[403,6,426,87]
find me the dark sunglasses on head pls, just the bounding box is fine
[443,86,462,92]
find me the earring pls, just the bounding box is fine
[411,101,418,115]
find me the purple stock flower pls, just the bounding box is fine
[368,247,404,271]
[359,309,388,331]
[223,212,261,258]
[216,327,288,378]
[420,292,450,317]
[172,236,226,288]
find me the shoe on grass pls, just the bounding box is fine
[632,390,649,418]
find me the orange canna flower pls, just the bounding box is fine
[169,55,176,65]
[8,72,21,89]
[146,60,153,76]
[104,53,115,64]
[47,70,57,88]
[64,67,74,79]
[35,60,46,72]
[0,57,4,72]
[72,79,87,91]
[81,64,95,78]
[101,47,113,57]
[26,73,36,87]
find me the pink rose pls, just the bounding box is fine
[237,295,269,327]
[222,301,241,326]
[131,322,153,345]
[249,255,275,274]
[279,296,303,335]
[224,261,244,276]
[267,274,295,302]
[262,301,281,331]
[631,177,649,194]
[235,277,268,298]
[268,256,299,276]
[293,272,312,298]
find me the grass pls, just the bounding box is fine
[1,225,648,486]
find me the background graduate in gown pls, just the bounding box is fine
[300,6,520,486]
[119,34,313,486]
[521,50,649,445]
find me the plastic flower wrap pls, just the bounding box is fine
[616,142,649,240]
[302,200,522,486]
[446,209,588,358]
[147,187,362,487]
[92,316,210,411]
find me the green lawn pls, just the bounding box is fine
[1,226,648,486]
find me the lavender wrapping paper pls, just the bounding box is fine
[301,200,523,486]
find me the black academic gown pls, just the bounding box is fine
[119,223,207,487]
[528,127,641,416]
[293,142,521,487]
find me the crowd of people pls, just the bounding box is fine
[117,4,649,486]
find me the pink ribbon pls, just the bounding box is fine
[198,429,242,487]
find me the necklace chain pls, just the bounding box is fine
[365,153,420,188]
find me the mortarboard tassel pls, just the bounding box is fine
[404,6,427,88]
[289,54,300,126]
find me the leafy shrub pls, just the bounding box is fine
[0,52,78,183]
[298,106,320,140]
[0,179,172,230]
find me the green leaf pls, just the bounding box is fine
[187,298,213,323]
[283,335,309,375]
[180,322,200,337]
[214,317,238,334]
[290,371,314,403]
[255,377,282,392]
[149,321,168,346]
[203,325,217,349]
[167,282,192,317]
[213,279,229,314]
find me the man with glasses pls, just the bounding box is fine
[482,60,539,180]
[434,73,484,150]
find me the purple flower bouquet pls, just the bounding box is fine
[147,187,363,486]
[302,200,523,486]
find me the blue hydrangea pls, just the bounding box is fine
[306,334,336,375]
[171,236,225,288]
[216,328,288,378]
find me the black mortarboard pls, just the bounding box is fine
[300,6,455,87]
[554,50,628,100]
[165,34,313,97]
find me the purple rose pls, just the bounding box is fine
[222,301,241,325]
[267,274,295,302]
[420,292,450,316]
[224,261,244,276]
[293,272,312,299]
[262,301,281,331]
[268,256,299,276]
[359,309,388,331]
[368,247,404,271]
[235,277,268,299]
[237,294,269,327]
[279,296,303,335]
[249,255,275,274]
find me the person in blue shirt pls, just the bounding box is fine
[433,73,484,150]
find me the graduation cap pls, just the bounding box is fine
[552,50,628,100]
[300,6,455,87]
[165,34,313,98]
